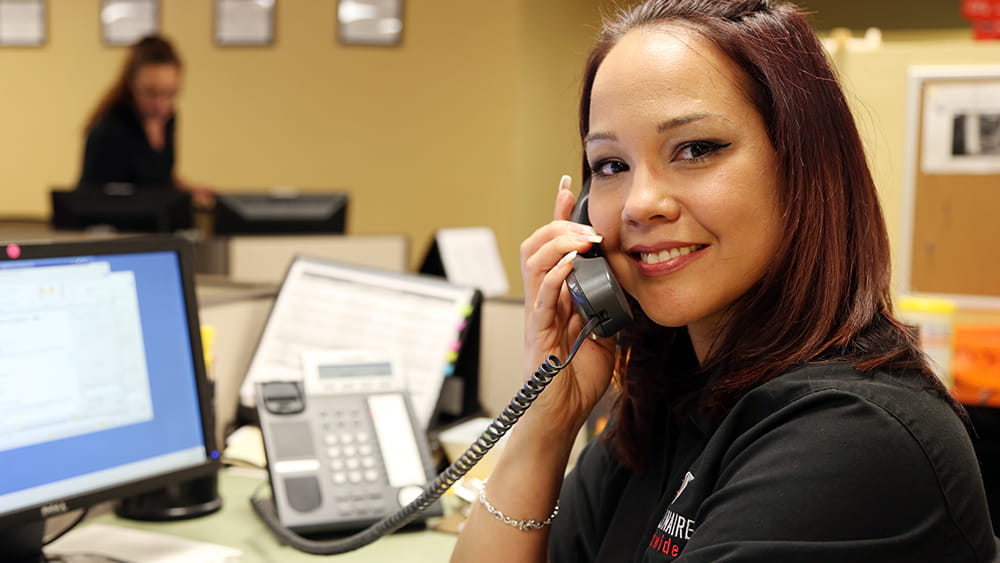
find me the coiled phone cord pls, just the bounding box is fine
[250,316,602,555]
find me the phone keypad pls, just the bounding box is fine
[318,397,391,519]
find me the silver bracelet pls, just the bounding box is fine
[478,485,559,531]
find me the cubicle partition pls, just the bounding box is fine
[195,233,410,283]
[196,280,277,447]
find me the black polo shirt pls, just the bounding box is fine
[78,102,175,189]
[550,363,998,562]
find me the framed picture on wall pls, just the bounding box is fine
[101,0,158,46]
[337,0,403,46]
[214,0,275,46]
[0,0,46,47]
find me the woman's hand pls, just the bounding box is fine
[518,175,618,434]
[451,175,619,563]
[189,186,216,209]
[173,174,215,209]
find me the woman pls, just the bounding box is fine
[451,1,997,561]
[78,35,211,206]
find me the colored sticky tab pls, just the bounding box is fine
[444,364,455,376]
[460,304,474,316]
[449,340,462,351]
[456,320,468,332]
[446,351,459,362]
[200,324,216,377]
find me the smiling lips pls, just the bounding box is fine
[631,244,708,275]
[639,244,707,265]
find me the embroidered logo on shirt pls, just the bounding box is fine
[647,471,697,560]
[649,509,696,558]
[673,471,695,502]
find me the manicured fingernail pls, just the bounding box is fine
[579,235,603,244]
[559,175,572,192]
[557,250,578,266]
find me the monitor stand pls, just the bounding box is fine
[0,520,44,563]
[114,473,223,521]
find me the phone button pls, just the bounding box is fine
[274,459,321,474]
[284,475,322,513]
[397,484,423,507]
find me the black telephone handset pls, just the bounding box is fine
[565,177,633,338]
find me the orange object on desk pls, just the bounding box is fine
[953,325,1000,407]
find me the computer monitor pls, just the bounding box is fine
[212,191,348,235]
[0,236,220,561]
[50,185,194,233]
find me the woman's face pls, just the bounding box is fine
[130,63,180,123]
[585,26,782,360]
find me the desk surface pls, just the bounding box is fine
[57,469,458,562]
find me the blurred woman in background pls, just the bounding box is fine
[78,34,212,207]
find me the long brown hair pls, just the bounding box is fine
[582,0,960,470]
[84,35,181,133]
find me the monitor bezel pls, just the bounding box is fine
[212,191,349,235]
[50,187,194,234]
[0,235,220,532]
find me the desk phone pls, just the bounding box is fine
[255,349,442,535]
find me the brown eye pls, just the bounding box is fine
[591,159,629,177]
[675,141,731,161]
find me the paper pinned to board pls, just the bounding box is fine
[921,80,1000,174]
[45,523,241,563]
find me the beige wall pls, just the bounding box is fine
[0,0,609,296]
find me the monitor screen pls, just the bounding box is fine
[50,186,194,233]
[0,236,219,559]
[212,192,348,235]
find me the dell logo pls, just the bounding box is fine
[40,501,69,517]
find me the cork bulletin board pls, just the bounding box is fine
[901,66,1000,307]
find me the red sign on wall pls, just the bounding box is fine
[962,0,1000,39]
